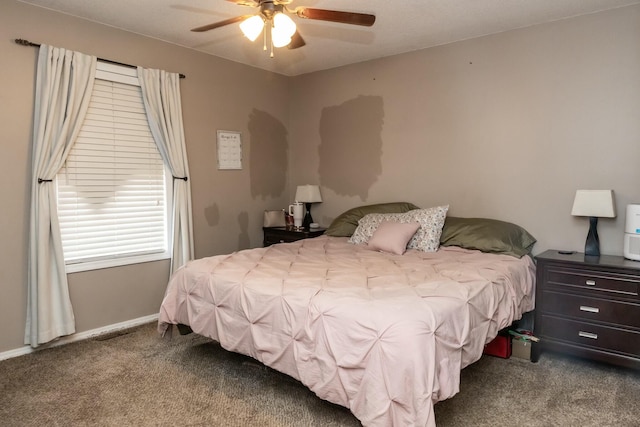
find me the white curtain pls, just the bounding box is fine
[26,46,96,347]
[137,67,194,275]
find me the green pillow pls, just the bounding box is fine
[440,217,536,258]
[325,202,420,237]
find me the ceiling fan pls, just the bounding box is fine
[191,0,376,57]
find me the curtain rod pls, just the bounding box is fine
[14,38,186,79]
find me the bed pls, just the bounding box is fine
[158,203,536,426]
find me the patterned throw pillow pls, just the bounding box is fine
[349,205,449,252]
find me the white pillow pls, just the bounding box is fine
[367,221,420,255]
[349,205,449,252]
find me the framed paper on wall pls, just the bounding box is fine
[216,130,242,170]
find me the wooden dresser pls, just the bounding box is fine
[532,250,640,368]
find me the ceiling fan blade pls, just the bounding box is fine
[295,8,376,27]
[288,31,306,49]
[191,15,252,32]
[226,0,259,6]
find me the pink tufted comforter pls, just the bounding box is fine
[158,236,535,426]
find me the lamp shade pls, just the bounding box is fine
[271,31,292,48]
[295,185,322,203]
[571,190,616,218]
[240,15,265,41]
[273,13,296,38]
[272,12,296,47]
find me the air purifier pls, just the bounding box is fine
[623,204,640,261]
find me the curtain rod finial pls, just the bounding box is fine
[15,38,38,47]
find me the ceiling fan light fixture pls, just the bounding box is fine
[273,12,296,39]
[194,2,374,56]
[271,12,296,48]
[271,32,292,48]
[240,15,265,41]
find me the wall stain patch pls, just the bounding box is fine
[249,109,288,200]
[204,202,220,227]
[318,96,383,200]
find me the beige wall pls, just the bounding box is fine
[1,1,639,354]
[0,1,291,352]
[290,5,640,258]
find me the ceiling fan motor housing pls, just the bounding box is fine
[260,1,281,20]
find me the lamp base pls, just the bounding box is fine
[584,216,600,257]
[302,202,313,229]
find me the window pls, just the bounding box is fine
[56,62,170,273]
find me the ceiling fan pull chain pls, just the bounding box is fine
[269,23,274,58]
[263,26,267,52]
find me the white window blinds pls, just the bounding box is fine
[57,62,169,269]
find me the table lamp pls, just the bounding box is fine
[571,189,616,257]
[295,185,322,229]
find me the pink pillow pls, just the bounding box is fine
[367,221,420,255]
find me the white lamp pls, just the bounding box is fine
[295,185,322,229]
[571,190,616,256]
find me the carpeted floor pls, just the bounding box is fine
[1,322,638,426]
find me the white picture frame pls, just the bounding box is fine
[216,130,242,170]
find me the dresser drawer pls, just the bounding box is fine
[542,290,640,329]
[546,267,639,297]
[263,227,325,247]
[540,315,640,357]
[264,235,289,245]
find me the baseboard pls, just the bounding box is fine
[0,313,159,361]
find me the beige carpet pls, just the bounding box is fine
[1,322,638,426]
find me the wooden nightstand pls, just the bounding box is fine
[263,227,326,247]
[532,250,640,369]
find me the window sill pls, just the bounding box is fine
[65,252,171,273]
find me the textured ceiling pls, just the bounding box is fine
[17,0,640,76]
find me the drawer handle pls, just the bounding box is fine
[579,305,600,313]
[578,331,598,340]
[585,280,596,286]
